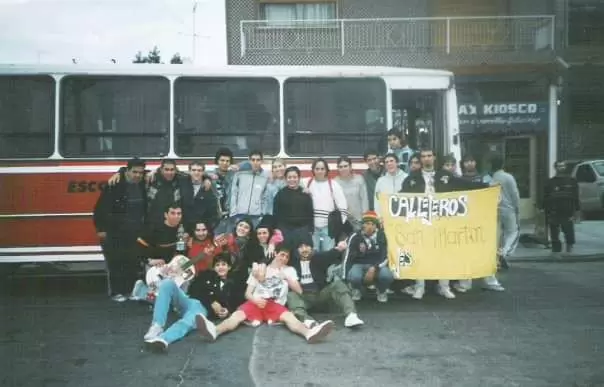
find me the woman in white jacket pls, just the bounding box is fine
[303,158,348,252]
[374,153,408,217]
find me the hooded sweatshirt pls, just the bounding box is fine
[374,169,408,216]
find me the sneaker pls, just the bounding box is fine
[303,319,318,329]
[129,280,146,301]
[144,337,168,353]
[344,313,364,328]
[376,292,388,303]
[351,289,362,301]
[143,323,164,341]
[267,320,283,326]
[437,286,456,299]
[483,283,505,292]
[243,320,262,327]
[453,283,470,293]
[306,320,335,344]
[195,314,217,341]
[402,285,415,295]
[366,284,376,290]
[386,289,394,295]
[412,287,425,300]
[111,294,127,302]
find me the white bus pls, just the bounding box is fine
[0,64,460,265]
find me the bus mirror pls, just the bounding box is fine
[453,134,459,145]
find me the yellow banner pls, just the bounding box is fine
[378,187,500,280]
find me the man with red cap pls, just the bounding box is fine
[344,210,394,303]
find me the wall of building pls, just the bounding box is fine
[227,0,555,67]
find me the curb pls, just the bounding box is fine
[509,254,604,263]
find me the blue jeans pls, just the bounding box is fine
[313,226,334,252]
[152,279,208,344]
[347,264,394,293]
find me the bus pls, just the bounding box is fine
[0,64,460,269]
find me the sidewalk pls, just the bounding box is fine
[510,220,604,263]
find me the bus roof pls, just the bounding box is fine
[0,64,453,78]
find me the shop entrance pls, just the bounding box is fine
[463,135,537,220]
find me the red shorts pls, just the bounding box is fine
[239,299,288,322]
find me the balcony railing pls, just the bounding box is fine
[240,15,555,57]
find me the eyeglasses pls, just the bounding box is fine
[190,168,203,172]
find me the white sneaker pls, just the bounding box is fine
[483,283,505,292]
[386,289,395,295]
[412,287,425,300]
[143,323,164,341]
[303,319,318,329]
[306,320,335,344]
[453,283,470,293]
[267,320,283,326]
[351,289,362,301]
[111,294,127,302]
[376,292,388,303]
[344,313,364,328]
[129,280,146,301]
[144,337,168,353]
[195,314,217,341]
[438,286,456,299]
[366,284,376,290]
[402,286,415,295]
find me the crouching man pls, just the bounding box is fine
[287,237,364,329]
[345,211,394,303]
[196,244,335,344]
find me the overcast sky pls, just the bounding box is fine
[0,0,227,65]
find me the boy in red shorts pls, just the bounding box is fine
[196,244,334,343]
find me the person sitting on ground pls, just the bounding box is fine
[218,217,284,307]
[195,244,335,344]
[142,252,233,353]
[287,236,364,329]
[345,210,394,303]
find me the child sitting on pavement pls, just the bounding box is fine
[195,244,335,344]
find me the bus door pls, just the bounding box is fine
[390,90,447,158]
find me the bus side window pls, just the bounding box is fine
[0,75,55,158]
[60,76,170,158]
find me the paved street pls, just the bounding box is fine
[2,262,604,387]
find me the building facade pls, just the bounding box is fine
[224,0,603,219]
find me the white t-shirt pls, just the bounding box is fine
[246,266,298,305]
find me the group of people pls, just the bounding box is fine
[93,128,554,354]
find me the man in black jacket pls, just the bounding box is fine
[180,161,219,232]
[287,236,364,329]
[345,211,393,303]
[93,158,147,302]
[400,148,489,300]
[544,161,581,254]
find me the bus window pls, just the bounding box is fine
[0,75,54,158]
[60,76,169,157]
[174,77,279,157]
[284,78,386,156]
